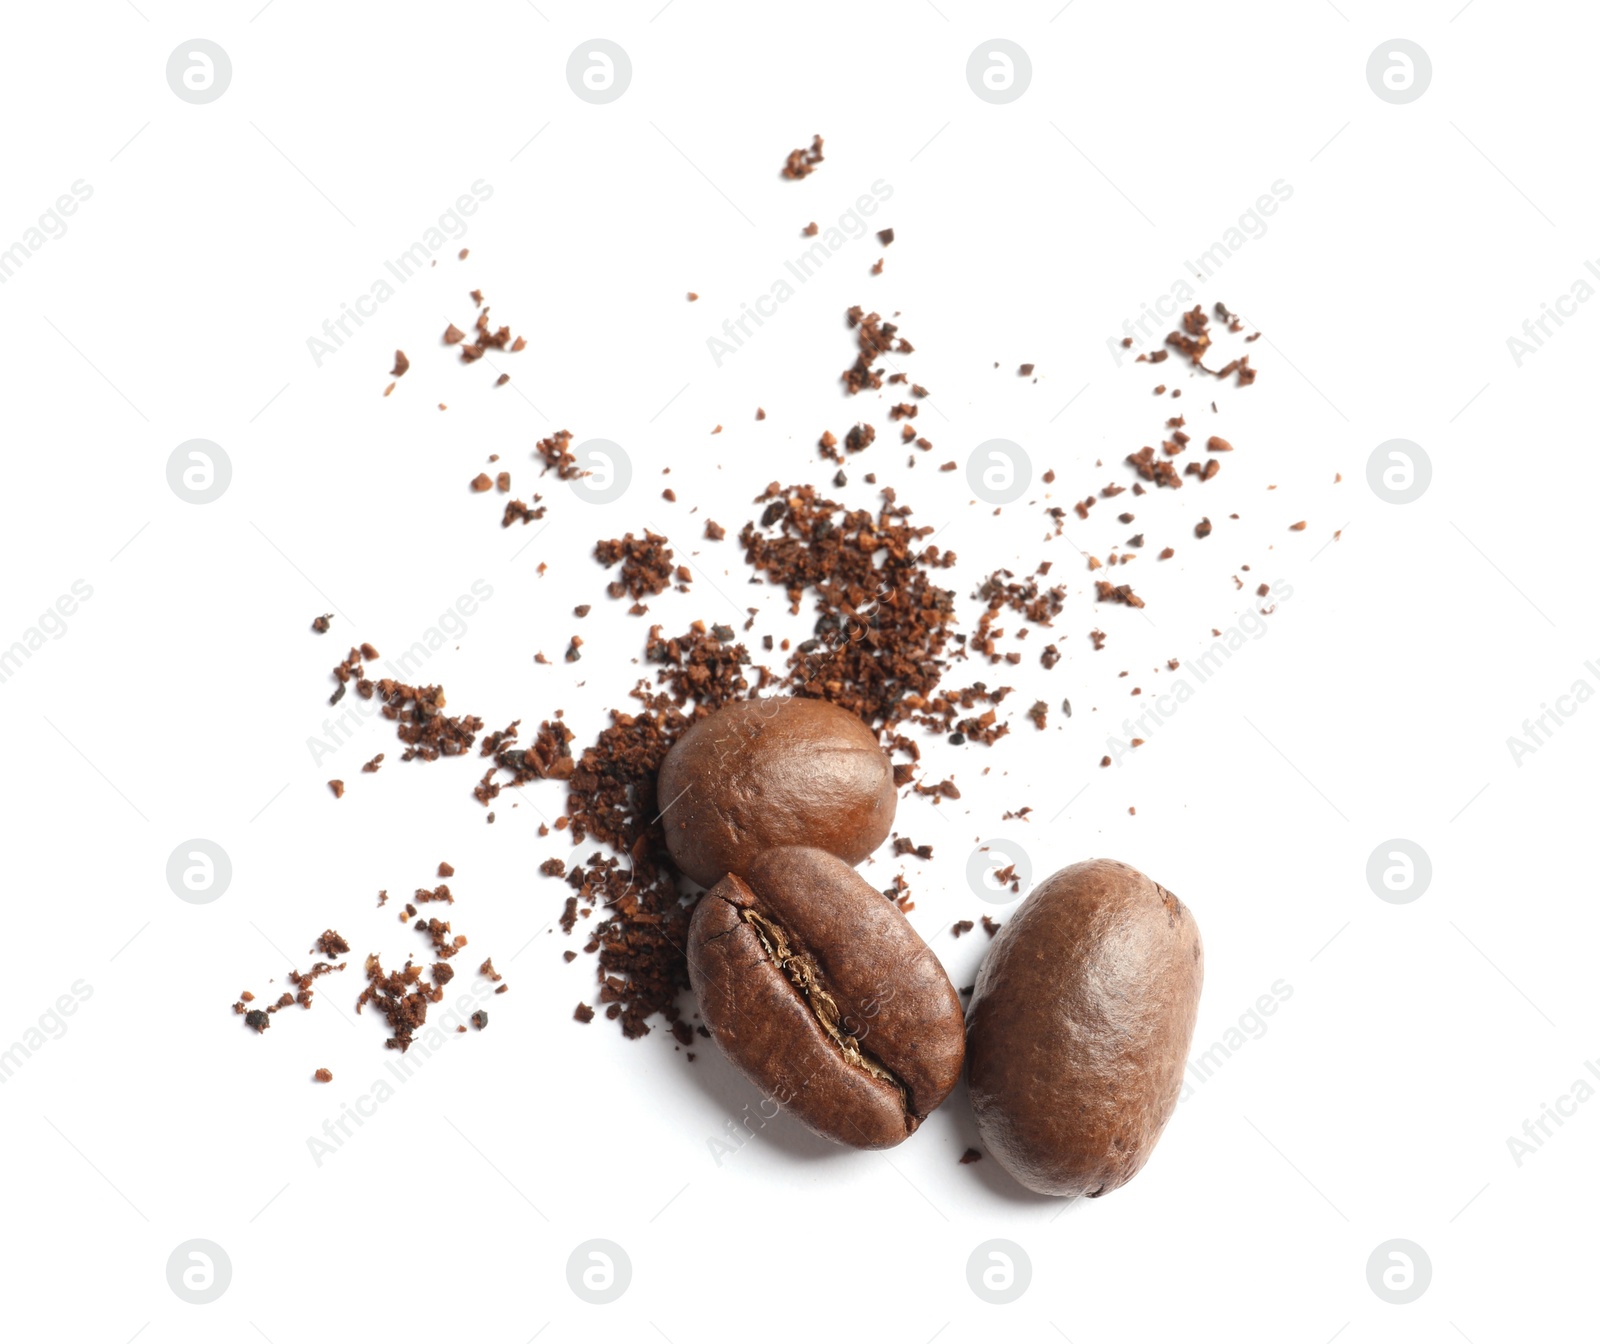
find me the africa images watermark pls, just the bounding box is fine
[1102,581,1293,764]
[0,980,94,1084]
[1178,979,1293,1103]
[705,179,893,368]
[305,580,494,766]
[1106,179,1293,364]
[1505,257,1600,367]
[0,180,93,286]
[0,580,94,688]
[305,179,494,367]
[306,969,501,1166]
[1504,659,1600,766]
[1505,1053,1600,1167]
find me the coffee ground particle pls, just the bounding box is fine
[951,920,975,938]
[781,134,824,179]
[311,613,332,633]
[960,1148,983,1164]
[314,1068,333,1083]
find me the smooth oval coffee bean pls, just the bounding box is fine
[658,696,896,889]
[689,846,964,1149]
[966,858,1203,1197]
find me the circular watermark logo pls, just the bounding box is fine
[1366,1239,1431,1304]
[1366,839,1431,905]
[967,840,1032,905]
[1366,439,1430,505]
[1366,40,1432,105]
[967,439,1032,506]
[566,1239,631,1304]
[568,438,632,505]
[966,1239,1031,1304]
[167,440,232,504]
[966,40,1032,105]
[167,839,233,905]
[567,40,632,104]
[166,1239,232,1304]
[166,40,232,105]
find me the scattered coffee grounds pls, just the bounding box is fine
[740,481,955,742]
[687,292,698,302]
[315,930,350,957]
[1094,581,1145,610]
[951,920,975,938]
[311,613,332,634]
[446,300,522,364]
[472,473,493,492]
[502,498,547,527]
[841,305,915,395]
[391,350,409,378]
[878,228,895,245]
[471,1010,488,1030]
[313,1068,333,1082]
[802,221,818,236]
[574,1003,596,1024]
[960,1148,983,1164]
[234,936,349,1029]
[356,954,440,1051]
[595,531,687,610]
[328,779,344,799]
[1195,517,1213,539]
[535,430,584,480]
[781,134,824,179]
[1018,364,1034,377]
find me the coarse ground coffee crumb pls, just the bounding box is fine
[960,1148,983,1164]
[781,134,824,179]
[595,531,686,609]
[314,1068,333,1083]
[841,305,915,395]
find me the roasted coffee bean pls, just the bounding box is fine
[966,858,1203,1197]
[658,696,896,889]
[689,847,964,1149]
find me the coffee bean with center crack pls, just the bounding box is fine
[658,697,896,889]
[965,858,1204,1197]
[689,846,964,1149]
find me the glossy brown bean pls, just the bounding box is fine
[689,847,964,1149]
[965,858,1204,1197]
[658,697,896,889]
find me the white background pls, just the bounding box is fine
[1,2,1594,1341]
